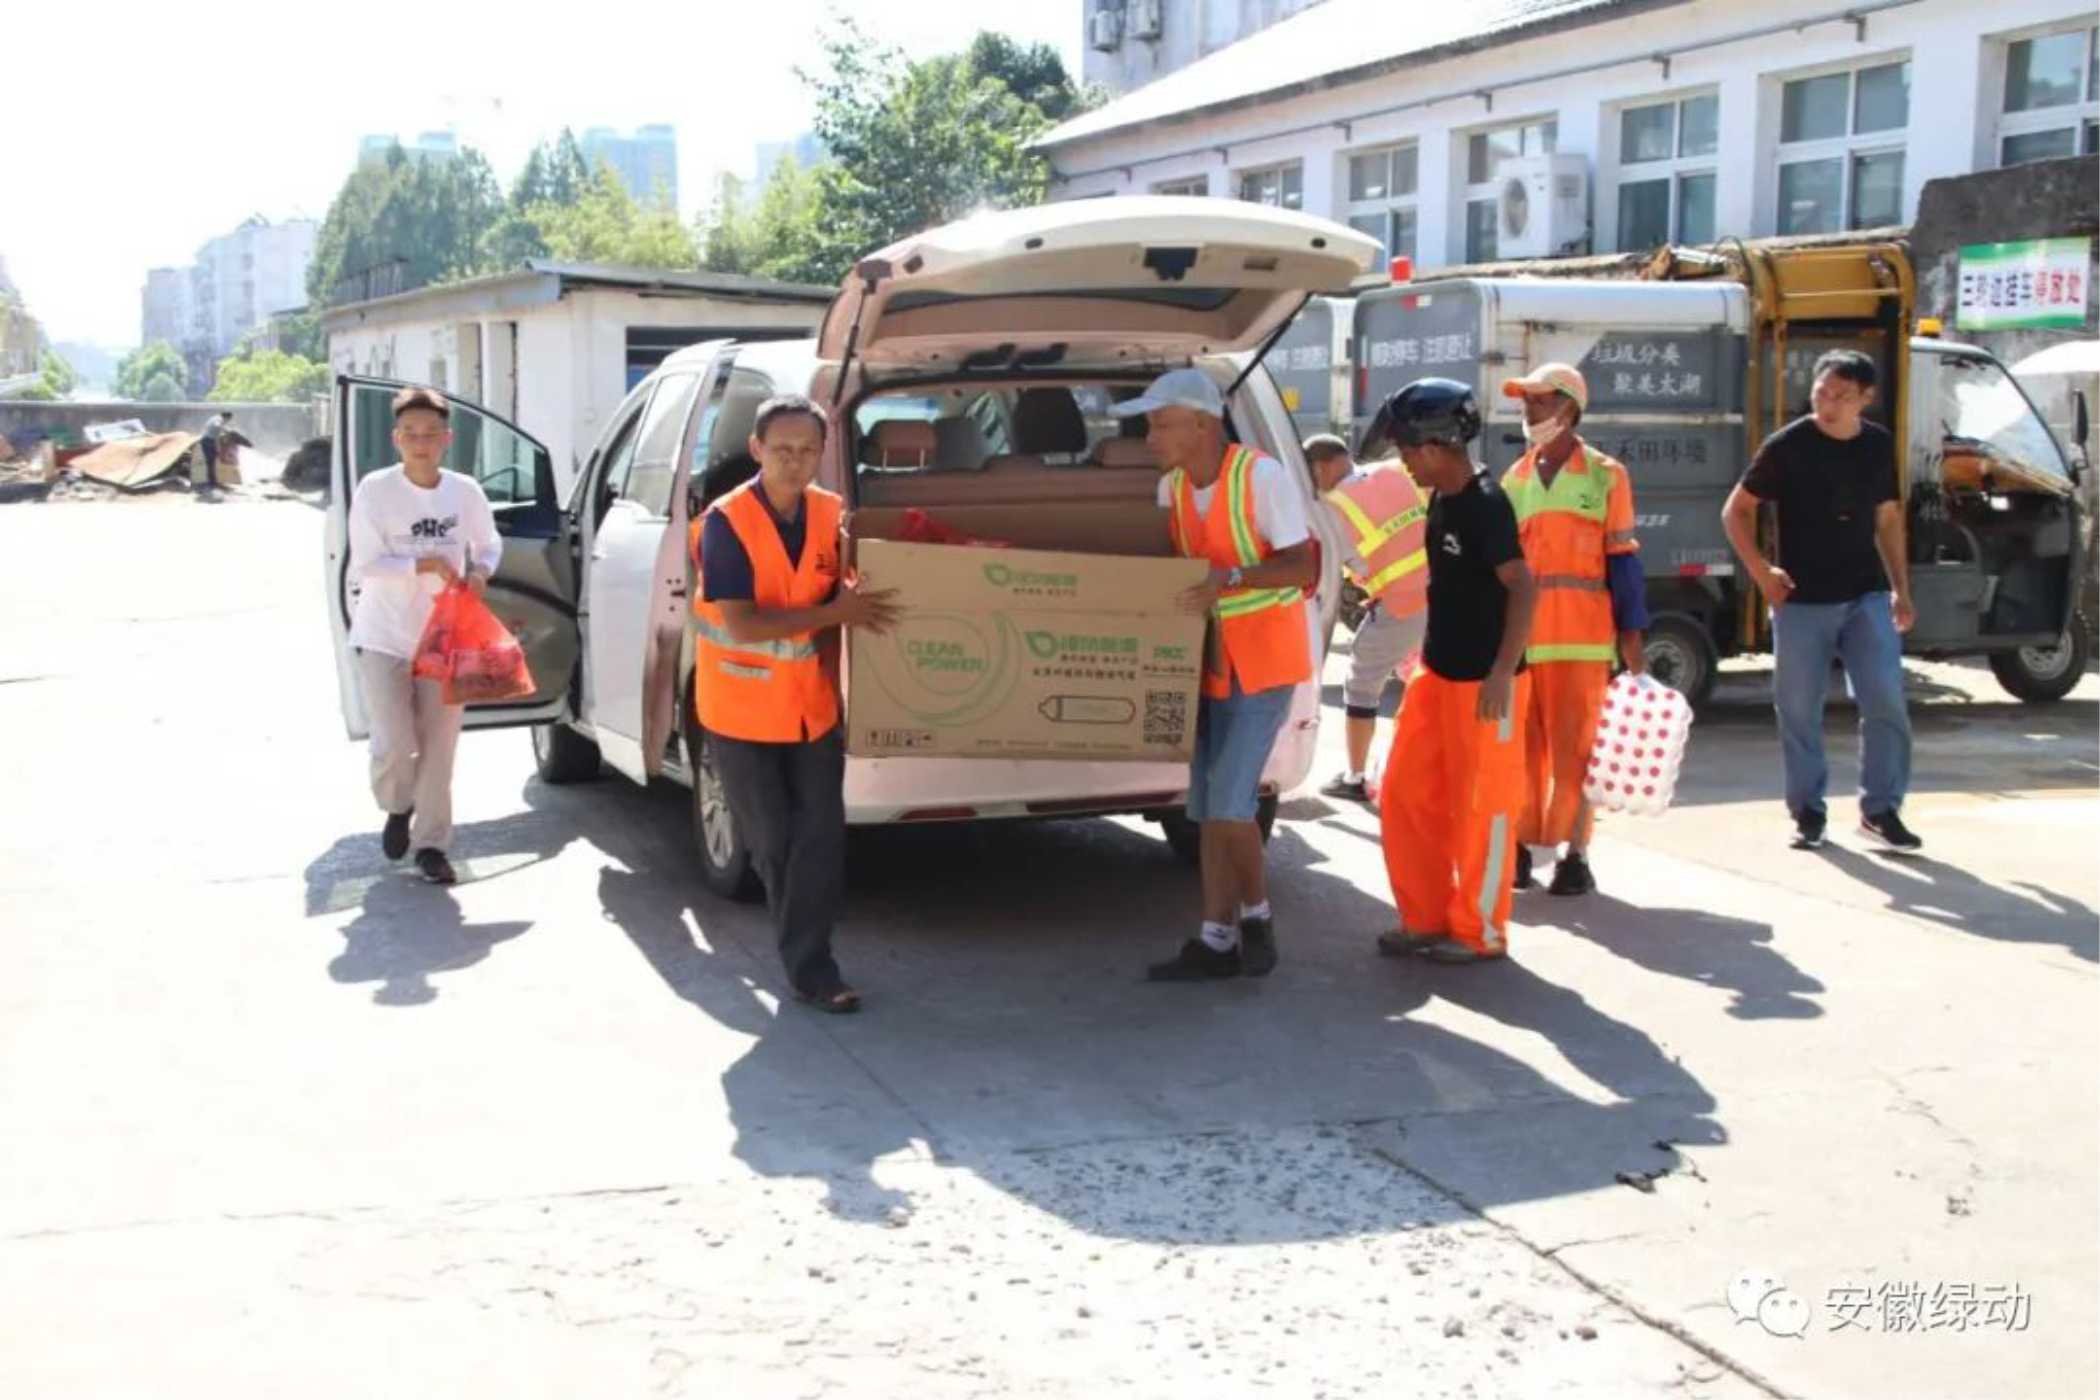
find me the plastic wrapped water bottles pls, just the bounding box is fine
[1583,673,1694,816]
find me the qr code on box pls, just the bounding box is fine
[1143,690,1188,745]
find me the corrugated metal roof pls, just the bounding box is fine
[525,260,833,301]
[1037,0,1646,152]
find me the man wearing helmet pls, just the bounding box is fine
[1359,379,1538,964]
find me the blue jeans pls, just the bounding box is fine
[1771,593,1912,820]
[1186,680,1294,823]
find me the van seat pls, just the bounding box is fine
[859,419,937,467]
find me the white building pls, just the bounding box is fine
[322,260,829,496]
[582,124,679,209]
[187,216,318,363]
[1082,0,1324,96]
[141,267,193,350]
[1045,0,2100,268]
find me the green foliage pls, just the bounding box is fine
[526,165,697,267]
[207,349,329,403]
[36,348,76,398]
[700,159,830,284]
[307,144,506,304]
[115,341,188,401]
[10,379,57,401]
[782,22,1091,281]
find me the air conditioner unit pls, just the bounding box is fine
[1089,6,1124,51]
[1495,153,1591,260]
[1129,0,1165,40]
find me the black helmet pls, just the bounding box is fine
[1358,378,1480,459]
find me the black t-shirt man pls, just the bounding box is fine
[1739,416,1898,604]
[1422,468,1527,682]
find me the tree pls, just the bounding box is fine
[789,21,1094,282]
[36,348,76,397]
[700,161,829,284]
[307,144,506,304]
[114,341,188,401]
[527,165,696,267]
[207,349,329,403]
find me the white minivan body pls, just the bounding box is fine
[324,199,1381,893]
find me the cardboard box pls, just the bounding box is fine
[846,531,1209,761]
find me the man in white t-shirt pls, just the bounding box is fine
[1125,368,1318,983]
[346,386,502,885]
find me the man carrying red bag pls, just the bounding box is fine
[346,386,502,886]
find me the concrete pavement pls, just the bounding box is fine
[1,500,2093,1398]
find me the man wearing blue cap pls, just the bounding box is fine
[1116,369,1320,982]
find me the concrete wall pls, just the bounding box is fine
[1053,0,2096,268]
[0,401,324,457]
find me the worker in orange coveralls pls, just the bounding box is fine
[1362,379,1537,965]
[1499,363,1647,897]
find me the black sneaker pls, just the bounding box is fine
[1320,774,1372,803]
[1515,846,1537,890]
[1860,809,1922,852]
[1547,851,1595,896]
[1146,938,1242,981]
[1240,916,1278,977]
[382,809,413,861]
[1792,812,1827,850]
[414,848,458,885]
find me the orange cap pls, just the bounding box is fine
[1501,362,1588,412]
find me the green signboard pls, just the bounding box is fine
[1956,238,2091,331]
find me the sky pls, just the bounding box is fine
[3,1,1081,349]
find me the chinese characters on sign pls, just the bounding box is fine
[1366,333,1477,370]
[1579,335,1721,407]
[1957,239,2091,331]
[1281,345,1329,372]
[1599,434,1711,469]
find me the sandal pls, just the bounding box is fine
[793,984,863,1015]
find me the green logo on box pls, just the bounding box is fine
[1026,631,1140,659]
[983,563,1079,590]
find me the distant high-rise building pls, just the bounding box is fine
[358,131,461,167]
[581,124,679,210]
[754,131,826,190]
[142,267,193,348]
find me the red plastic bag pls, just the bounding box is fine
[412,582,536,705]
[897,507,1010,548]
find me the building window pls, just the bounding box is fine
[1343,143,1419,262]
[1237,162,1303,210]
[1464,118,1557,262]
[1998,24,2100,167]
[1152,175,1210,196]
[1775,59,1909,235]
[1614,93,1719,250]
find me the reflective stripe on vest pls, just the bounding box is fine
[1165,445,1312,698]
[1505,442,1626,665]
[692,481,843,742]
[1325,466,1429,613]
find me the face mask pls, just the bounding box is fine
[1522,413,1566,447]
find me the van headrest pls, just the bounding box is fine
[1012,388,1088,456]
[860,418,937,466]
[1090,437,1157,469]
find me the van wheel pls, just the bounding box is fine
[1644,615,1717,709]
[530,721,601,784]
[692,731,761,901]
[1158,793,1278,867]
[1989,621,2089,703]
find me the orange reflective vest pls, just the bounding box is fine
[1165,444,1313,700]
[691,480,844,742]
[1325,464,1428,619]
[1502,440,1638,665]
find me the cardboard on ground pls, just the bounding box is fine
[846,508,1208,761]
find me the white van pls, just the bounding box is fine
[323,199,1380,896]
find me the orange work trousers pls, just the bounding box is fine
[1379,667,1532,954]
[1520,660,1611,850]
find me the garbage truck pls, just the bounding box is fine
[1342,236,2088,706]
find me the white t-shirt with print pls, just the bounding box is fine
[1155,452,1312,554]
[347,466,504,659]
